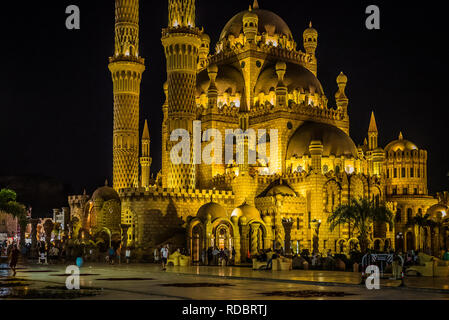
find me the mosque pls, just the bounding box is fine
[67,0,449,263]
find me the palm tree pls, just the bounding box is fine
[406,213,431,251]
[328,197,394,253]
[0,189,27,247]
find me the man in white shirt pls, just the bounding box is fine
[161,245,169,271]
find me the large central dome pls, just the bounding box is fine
[286,122,358,159]
[220,8,293,41]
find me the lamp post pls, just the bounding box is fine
[311,219,322,254]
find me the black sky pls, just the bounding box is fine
[0,0,448,198]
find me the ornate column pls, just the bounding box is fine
[121,224,130,248]
[263,216,272,250]
[240,217,250,261]
[311,219,322,254]
[282,218,293,256]
[231,216,241,264]
[251,224,260,255]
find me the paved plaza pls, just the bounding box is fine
[2,262,449,300]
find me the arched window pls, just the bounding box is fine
[407,208,413,222]
[395,209,402,223]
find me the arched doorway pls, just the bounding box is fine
[214,221,233,251]
[374,239,381,251]
[191,224,203,263]
[406,232,415,251]
[384,239,391,251]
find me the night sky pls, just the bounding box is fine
[1,0,448,201]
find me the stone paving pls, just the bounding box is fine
[1,262,449,300]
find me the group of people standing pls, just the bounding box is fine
[205,247,235,266]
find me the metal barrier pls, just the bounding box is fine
[361,253,405,286]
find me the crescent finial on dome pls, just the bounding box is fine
[399,132,404,140]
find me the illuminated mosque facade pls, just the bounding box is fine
[67,0,449,263]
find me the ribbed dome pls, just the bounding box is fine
[196,65,245,97]
[92,186,120,202]
[266,185,296,197]
[255,62,324,96]
[220,9,292,41]
[385,133,418,152]
[231,202,262,221]
[197,202,227,222]
[286,122,358,159]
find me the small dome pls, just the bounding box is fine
[196,65,245,98]
[92,186,120,202]
[303,22,318,37]
[385,133,418,153]
[337,72,348,85]
[243,10,258,20]
[197,202,226,222]
[286,122,358,159]
[220,9,292,42]
[201,33,211,43]
[266,185,296,197]
[255,62,324,96]
[231,202,262,222]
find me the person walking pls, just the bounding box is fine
[9,244,20,277]
[108,247,115,265]
[154,247,160,264]
[116,246,122,264]
[125,247,131,264]
[161,245,169,271]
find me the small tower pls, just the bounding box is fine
[309,140,324,173]
[198,33,210,70]
[303,22,318,76]
[140,119,152,188]
[109,0,145,190]
[243,7,259,44]
[368,111,378,150]
[162,0,202,189]
[207,64,218,109]
[335,72,349,115]
[275,61,287,109]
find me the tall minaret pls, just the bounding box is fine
[303,22,318,76]
[368,111,378,150]
[162,0,202,190]
[140,119,152,188]
[109,0,145,190]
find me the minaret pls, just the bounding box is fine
[368,111,378,150]
[162,0,202,190]
[109,0,145,190]
[140,119,152,188]
[275,61,287,109]
[303,22,318,76]
[335,72,349,115]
